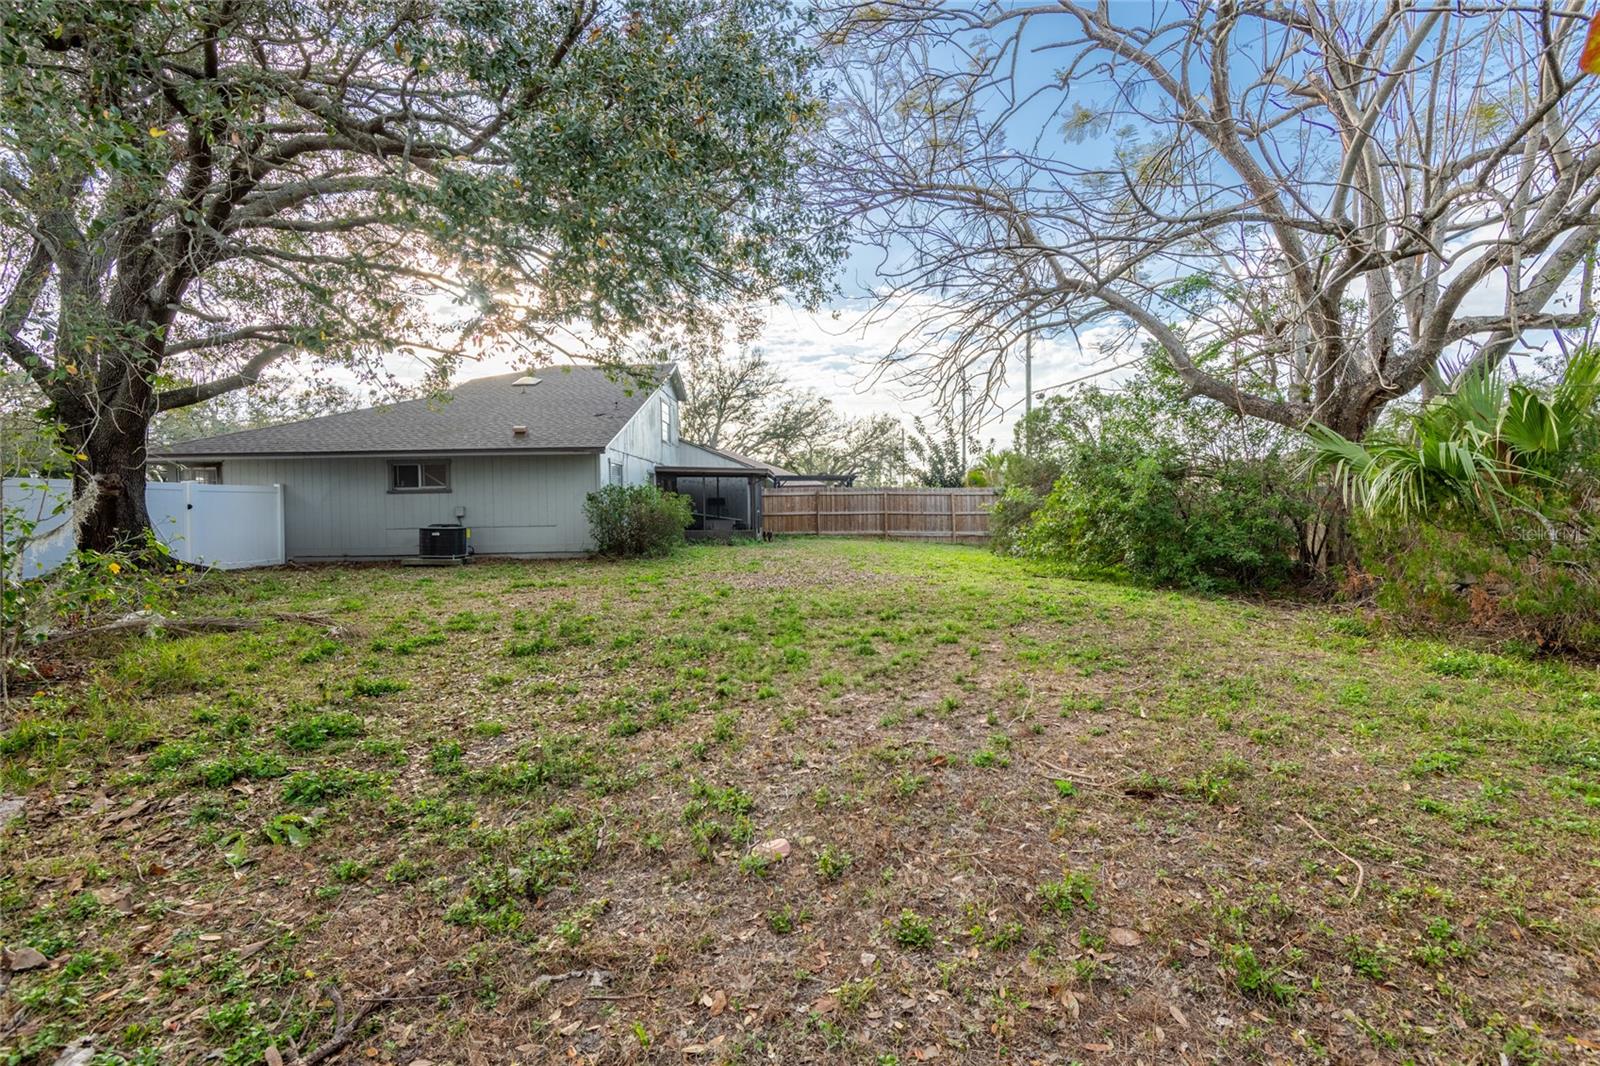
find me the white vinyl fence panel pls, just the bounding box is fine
[3,478,285,577]
[2,478,75,578]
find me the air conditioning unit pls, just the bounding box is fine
[419,523,470,559]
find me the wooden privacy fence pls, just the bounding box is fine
[762,487,996,542]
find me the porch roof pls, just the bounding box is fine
[654,466,766,477]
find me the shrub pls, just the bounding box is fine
[583,484,692,557]
[1321,349,1600,653]
[987,453,1064,555]
[1020,446,1306,590]
[1000,363,1313,590]
[1355,514,1600,653]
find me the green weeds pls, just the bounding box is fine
[1039,871,1097,916]
[889,909,935,950]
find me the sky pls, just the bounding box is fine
[697,301,1107,453]
[439,297,1097,455]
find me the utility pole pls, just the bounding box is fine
[959,376,970,473]
[1023,320,1033,455]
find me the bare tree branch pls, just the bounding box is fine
[818,0,1600,437]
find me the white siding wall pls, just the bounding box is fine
[221,453,598,559]
[602,384,709,484]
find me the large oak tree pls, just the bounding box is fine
[1,0,835,551]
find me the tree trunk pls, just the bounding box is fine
[1318,506,1357,574]
[68,417,156,555]
[1323,397,1376,443]
[1302,396,1367,577]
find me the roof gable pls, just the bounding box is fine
[158,364,673,458]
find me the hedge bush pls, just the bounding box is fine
[997,364,1314,591]
[1354,517,1600,653]
[1325,349,1600,653]
[583,484,693,557]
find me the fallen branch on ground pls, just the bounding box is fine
[38,611,345,647]
[290,984,393,1065]
[1294,812,1366,902]
[1039,763,1122,788]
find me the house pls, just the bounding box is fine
[154,364,770,560]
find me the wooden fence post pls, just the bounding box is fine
[881,491,888,539]
[814,490,821,535]
[948,491,956,541]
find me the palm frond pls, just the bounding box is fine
[1303,422,1373,507]
[1360,441,1434,522]
[1446,365,1506,437]
[1305,347,1595,527]
[1498,384,1561,461]
[1552,346,1600,425]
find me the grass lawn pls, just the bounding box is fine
[2,538,1598,1065]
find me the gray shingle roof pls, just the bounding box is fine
[676,441,794,477]
[157,365,675,458]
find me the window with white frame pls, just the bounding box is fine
[389,460,450,492]
[608,459,624,485]
[660,397,672,442]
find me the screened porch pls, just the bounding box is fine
[654,468,765,536]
